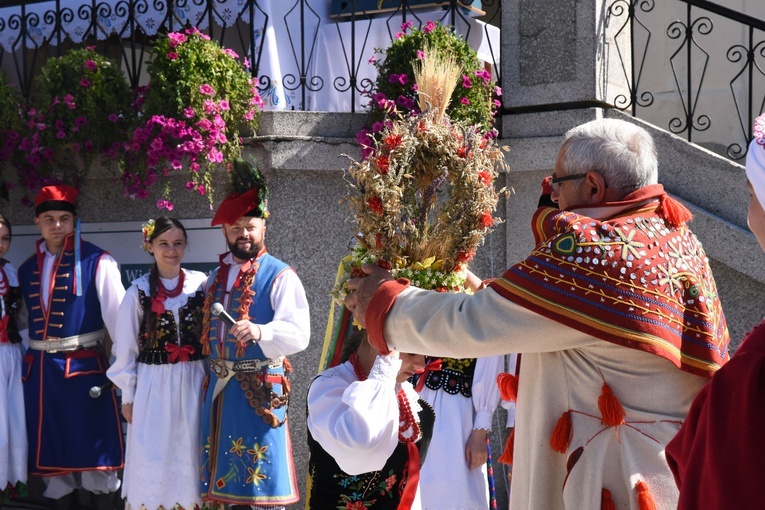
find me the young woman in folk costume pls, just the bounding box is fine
[0,214,26,504]
[107,217,207,510]
[306,330,433,509]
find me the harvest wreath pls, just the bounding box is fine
[332,46,508,304]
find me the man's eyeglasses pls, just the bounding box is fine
[550,172,588,191]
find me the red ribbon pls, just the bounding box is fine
[165,343,195,363]
[398,441,420,510]
[414,358,442,392]
[151,291,168,314]
[0,315,9,343]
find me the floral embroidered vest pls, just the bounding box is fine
[136,286,205,364]
[306,397,435,509]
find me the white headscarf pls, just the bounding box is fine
[746,119,765,209]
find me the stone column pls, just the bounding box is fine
[500,0,632,137]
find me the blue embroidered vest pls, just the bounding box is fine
[19,239,105,340]
[206,252,288,361]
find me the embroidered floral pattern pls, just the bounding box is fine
[333,469,399,509]
[136,288,205,364]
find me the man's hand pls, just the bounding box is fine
[122,402,133,424]
[344,264,394,328]
[465,428,488,470]
[229,320,262,344]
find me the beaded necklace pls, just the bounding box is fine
[151,270,185,314]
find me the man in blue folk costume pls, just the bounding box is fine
[18,184,126,510]
[200,160,310,509]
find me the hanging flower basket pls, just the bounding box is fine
[358,21,501,158]
[0,72,23,199]
[121,28,263,210]
[15,47,134,193]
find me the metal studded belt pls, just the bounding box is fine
[28,330,105,353]
[208,356,284,401]
[208,356,283,379]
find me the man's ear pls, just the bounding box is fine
[584,171,607,204]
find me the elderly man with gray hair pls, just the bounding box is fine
[345,118,730,510]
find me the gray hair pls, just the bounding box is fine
[558,118,658,196]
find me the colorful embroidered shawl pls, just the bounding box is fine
[489,186,729,378]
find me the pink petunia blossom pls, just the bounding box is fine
[80,79,91,88]
[223,48,239,59]
[218,100,230,111]
[56,131,66,139]
[462,75,472,89]
[416,50,425,60]
[461,97,470,105]
[167,32,187,48]
[108,113,119,122]
[167,52,179,60]
[85,60,97,71]
[75,116,88,127]
[183,107,196,119]
[150,138,164,151]
[495,86,502,97]
[199,84,215,96]
[423,21,436,34]
[156,198,174,211]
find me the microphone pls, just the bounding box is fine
[89,381,112,399]
[211,302,236,327]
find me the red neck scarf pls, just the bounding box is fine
[151,270,185,314]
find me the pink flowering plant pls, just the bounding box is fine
[0,73,23,194]
[16,48,133,191]
[121,28,263,210]
[358,21,500,158]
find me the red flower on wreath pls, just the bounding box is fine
[478,171,492,186]
[457,146,468,158]
[384,133,403,150]
[368,196,384,215]
[376,155,390,174]
[456,249,476,263]
[377,259,392,270]
[480,211,494,228]
[346,502,366,510]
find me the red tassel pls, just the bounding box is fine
[497,372,519,402]
[601,488,615,510]
[659,194,693,227]
[598,383,626,426]
[636,480,657,510]
[497,428,515,465]
[550,410,572,453]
